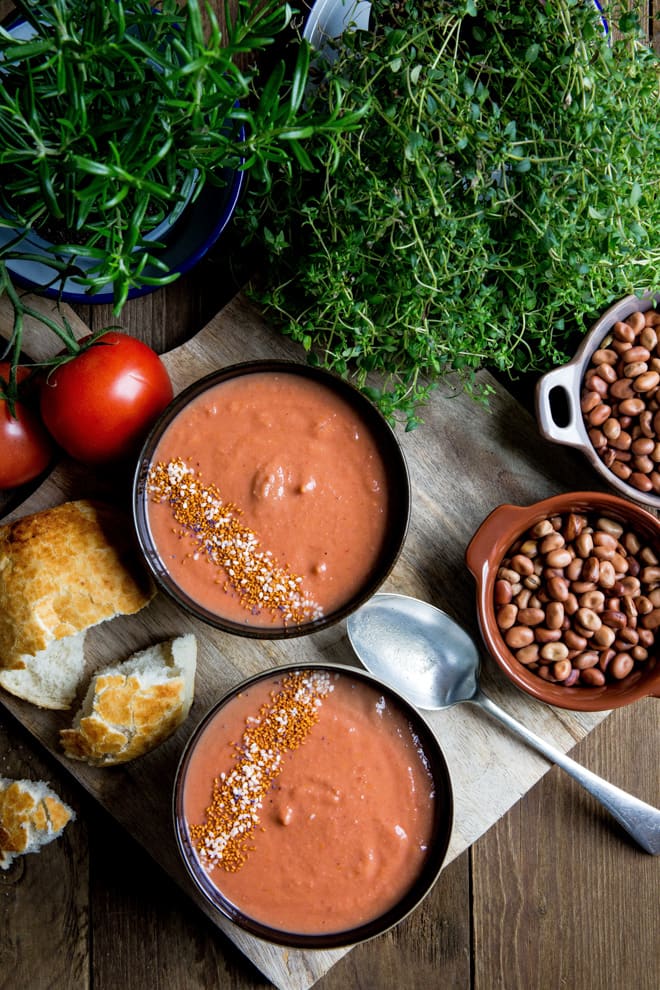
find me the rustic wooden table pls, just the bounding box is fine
[2,3,659,989]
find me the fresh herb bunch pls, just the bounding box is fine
[0,0,363,311]
[242,0,660,428]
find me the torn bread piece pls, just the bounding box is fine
[0,631,86,711]
[0,777,75,870]
[60,634,197,766]
[0,499,155,709]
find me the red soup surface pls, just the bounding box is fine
[178,668,439,936]
[145,372,391,628]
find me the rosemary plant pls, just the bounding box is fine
[243,0,660,428]
[0,0,363,311]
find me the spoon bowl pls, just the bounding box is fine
[347,592,479,709]
[347,593,660,855]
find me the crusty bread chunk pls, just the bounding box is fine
[0,499,155,709]
[60,634,197,766]
[0,631,86,711]
[0,776,75,870]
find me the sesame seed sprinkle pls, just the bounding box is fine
[147,458,323,624]
[190,670,334,872]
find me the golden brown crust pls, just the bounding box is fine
[59,635,197,766]
[0,500,155,670]
[0,778,74,868]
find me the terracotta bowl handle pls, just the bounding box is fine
[465,503,532,581]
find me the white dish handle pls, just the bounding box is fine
[535,362,586,448]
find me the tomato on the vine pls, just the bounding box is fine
[0,363,54,490]
[40,331,173,465]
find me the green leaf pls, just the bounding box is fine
[630,181,643,206]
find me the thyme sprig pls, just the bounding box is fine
[242,0,660,428]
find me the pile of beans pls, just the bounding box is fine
[494,511,659,687]
[581,307,660,496]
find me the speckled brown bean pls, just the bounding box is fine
[581,391,601,414]
[546,576,570,601]
[552,659,573,681]
[540,642,569,662]
[642,608,660,630]
[505,626,534,649]
[546,548,572,568]
[545,601,565,629]
[534,627,563,644]
[580,667,606,687]
[573,650,600,670]
[510,553,535,576]
[609,378,635,400]
[575,606,602,631]
[630,472,653,492]
[496,603,518,630]
[634,371,660,393]
[610,653,635,679]
[588,404,611,427]
[628,311,647,333]
[579,310,660,495]
[517,607,545,626]
[495,579,513,605]
[516,644,540,665]
[611,461,632,481]
[614,320,636,342]
[497,510,658,690]
[641,327,658,350]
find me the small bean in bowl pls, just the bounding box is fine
[466,492,660,712]
[536,292,660,509]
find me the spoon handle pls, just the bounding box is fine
[472,687,660,855]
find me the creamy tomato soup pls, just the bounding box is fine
[145,371,392,629]
[178,668,440,936]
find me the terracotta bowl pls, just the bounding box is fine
[536,292,660,510]
[465,491,660,712]
[132,360,410,638]
[172,661,453,948]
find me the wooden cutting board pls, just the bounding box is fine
[0,291,611,989]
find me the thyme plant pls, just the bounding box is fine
[243,0,660,428]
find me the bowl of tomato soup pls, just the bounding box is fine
[173,663,453,947]
[133,361,410,637]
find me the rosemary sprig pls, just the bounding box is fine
[0,0,365,311]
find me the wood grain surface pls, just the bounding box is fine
[1,2,659,989]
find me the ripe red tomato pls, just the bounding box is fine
[0,364,54,489]
[39,332,173,465]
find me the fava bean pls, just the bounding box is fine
[610,653,634,679]
[580,667,606,686]
[495,510,658,689]
[518,607,545,626]
[494,579,513,605]
[580,311,660,497]
[505,626,534,649]
[552,659,573,681]
[496,603,518,630]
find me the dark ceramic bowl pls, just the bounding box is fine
[132,360,410,638]
[0,17,245,306]
[536,292,660,510]
[172,661,453,948]
[466,491,660,712]
[2,170,244,306]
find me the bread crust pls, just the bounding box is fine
[0,777,74,869]
[60,634,197,765]
[0,500,155,670]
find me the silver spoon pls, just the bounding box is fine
[346,592,660,855]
